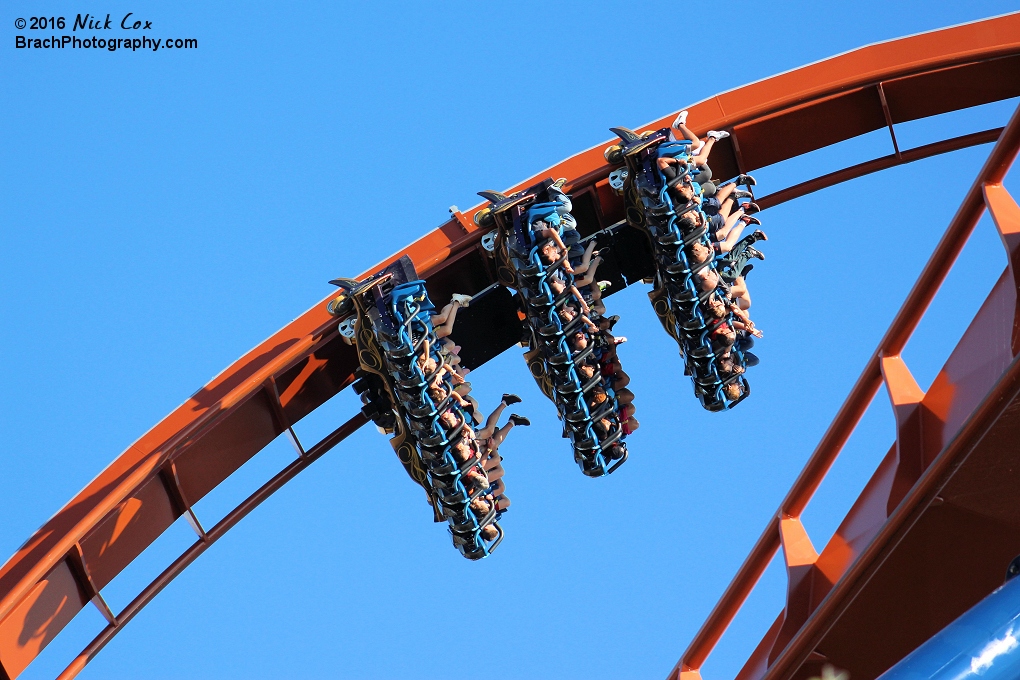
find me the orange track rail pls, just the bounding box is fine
[2,12,1020,680]
[677,98,1020,680]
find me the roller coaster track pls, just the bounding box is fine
[3,12,1020,680]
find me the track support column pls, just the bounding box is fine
[984,183,1020,355]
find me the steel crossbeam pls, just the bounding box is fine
[671,100,1020,680]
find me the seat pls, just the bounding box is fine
[564,407,591,424]
[665,259,691,276]
[538,322,564,338]
[556,381,582,398]
[396,374,427,391]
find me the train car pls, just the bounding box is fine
[476,181,633,477]
[326,257,506,559]
[608,127,756,411]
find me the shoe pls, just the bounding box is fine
[751,229,768,242]
[746,246,765,261]
[552,178,567,189]
[450,293,472,307]
[672,110,689,128]
[597,281,612,292]
[732,189,753,200]
[706,130,730,141]
[740,215,762,226]
[741,202,760,215]
[736,173,757,186]
[740,264,754,278]
[508,414,531,427]
[502,393,522,405]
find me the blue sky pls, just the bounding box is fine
[2,2,1020,678]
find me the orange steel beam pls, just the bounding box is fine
[672,100,1020,680]
[55,413,368,680]
[755,128,1003,210]
[1,12,1020,680]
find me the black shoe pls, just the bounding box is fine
[740,264,754,278]
[509,414,530,426]
[736,173,756,187]
[746,247,765,261]
[742,202,760,215]
[502,393,522,406]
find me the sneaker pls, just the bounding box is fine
[672,110,689,128]
[736,173,757,186]
[450,293,473,307]
[741,202,761,215]
[740,215,762,226]
[597,280,612,292]
[751,229,768,242]
[733,189,754,199]
[509,414,531,427]
[551,178,567,189]
[746,246,765,261]
[501,393,522,405]
[706,130,730,141]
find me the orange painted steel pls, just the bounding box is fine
[53,413,368,680]
[1,11,1020,680]
[672,99,1020,680]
